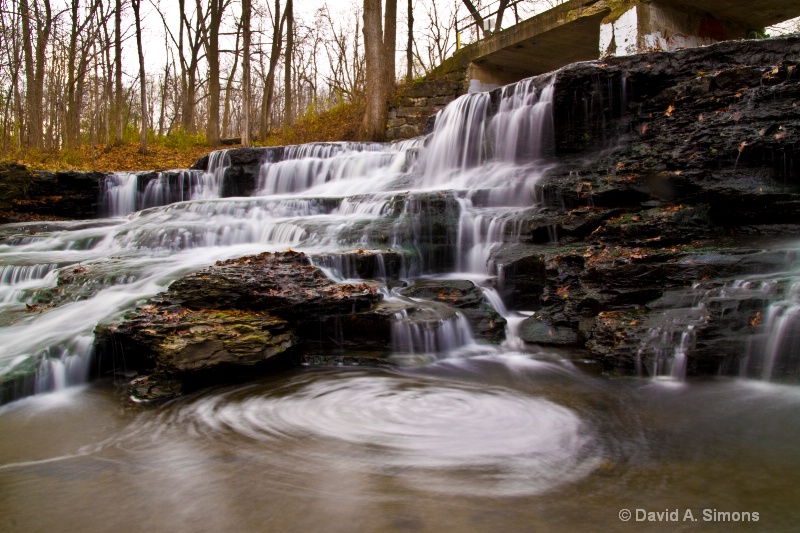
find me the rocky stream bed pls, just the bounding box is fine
[1,35,799,403]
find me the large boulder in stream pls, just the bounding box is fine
[166,251,380,318]
[95,251,384,401]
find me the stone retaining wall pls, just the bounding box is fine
[386,73,467,141]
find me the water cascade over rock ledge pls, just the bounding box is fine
[1,36,800,404]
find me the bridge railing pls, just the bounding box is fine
[455,0,569,49]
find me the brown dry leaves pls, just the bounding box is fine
[4,142,211,172]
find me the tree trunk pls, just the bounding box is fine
[383,0,397,88]
[64,0,79,150]
[260,0,285,138]
[100,5,113,144]
[63,0,101,150]
[20,0,35,147]
[460,0,486,38]
[115,0,124,143]
[22,0,53,149]
[179,0,203,133]
[284,0,293,127]
[222,22,242,138]
[241,0,251,146]
[202,0,225,145]
[406,0,413,81]
[132,0,147,153]
[494,0,510,33]
[177,0,189,132]
[362,0,385,141]
[158,52,169,137]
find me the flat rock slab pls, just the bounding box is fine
[168,250,380,318]
[95,251,383,398]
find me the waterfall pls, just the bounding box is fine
[740,280,800,381]
[391,309,475,358]
[636,264,800,383]
[103,173,139,217]
[0,74,577,402]
[101,149,233,217]
[1,55,797,403]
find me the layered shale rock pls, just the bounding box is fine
[94,251,382,400]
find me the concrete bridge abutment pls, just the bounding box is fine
[464,0,799,91]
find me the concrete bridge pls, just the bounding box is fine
[462,0,800,90]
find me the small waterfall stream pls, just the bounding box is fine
[0,78,560,396]
[101,149,232,217]
[4,48,800,530]
[1,71,798,397]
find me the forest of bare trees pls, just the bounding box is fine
[4,0,793,153]
[1,0,577,151]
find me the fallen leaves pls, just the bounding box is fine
[556,285,570,299]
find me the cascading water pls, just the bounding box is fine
[391,309,475,358]
[634,251,800,383]
[1,68,794,398]
[6,38,800,532]
[101,149,233,217]
[737,277,800,381]
[0,78,558,398]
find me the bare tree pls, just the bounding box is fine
[494,0,510,32]
[259,0,286,138]
[413,0,457,75]
[284,0,293,126]
[221,19,242,137]
[131,0,147,152]
[362,0,387,140]
[163,0,206,133]
[157,32,172,137]
[384,0,396,87]
[406,0,413,81]
[63,0,103,150]
[0,0,24,149]
[241,0,251,145]
[197,0,229,145]
[460,0,485,38]
[20,0,53,149]
[363,0,397,141]
[319,4,363,101]
[115,0,124,143]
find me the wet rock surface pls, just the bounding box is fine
[496,236,800,373]
[5,36,800,395]
[399,279,506,342]
[95,251,383,400]
[479,36,800,375]
[0,163,107,222]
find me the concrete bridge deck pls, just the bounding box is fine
[462,0,800,87]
